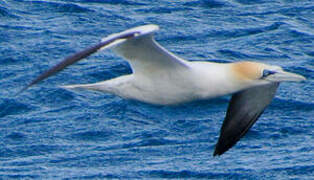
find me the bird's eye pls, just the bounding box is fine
[262,70,276,78]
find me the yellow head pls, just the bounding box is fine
[231,61,305,85]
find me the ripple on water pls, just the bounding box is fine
[138,170,255,179]
[0,98,34,118]
[70,130,114,142]
[27,1,93,13]
[0,6,20,19]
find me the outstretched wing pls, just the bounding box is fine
[18,24,189,94]
[111,25,189,76]
[213,82,279,156]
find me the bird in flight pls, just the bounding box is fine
[20,24,306,156]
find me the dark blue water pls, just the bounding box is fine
[1,0,313,179]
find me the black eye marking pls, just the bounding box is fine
[262,70,276,78]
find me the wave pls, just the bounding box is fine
[0,175,39,179]
[138,170,252,179]
[5,132,26,140]
[235,0,268,5]
[27,1,93,13]
[212,22,283,39]
[0,98,34,118]
[183,0,229,8]
[269,165,314,177]
[0,6,20,18]
[271,98,314,112]
[136,6,193,14]
[70,130,114,142]
[0,6,9,17]
[166,22,283,43]
[0,144,64,159]
[72,0,145,5]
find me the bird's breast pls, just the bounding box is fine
[186,62,246,99]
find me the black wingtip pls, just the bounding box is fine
[16,31,140,96]
[213,151,220,157]
[213,149,221,157]
[15,72,48,96]
[15,86,28,96]
[213,140,230,157]
[15,82,34,96]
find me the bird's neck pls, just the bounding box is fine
[189,62,260,99]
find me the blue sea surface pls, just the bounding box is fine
[0,0,313,179]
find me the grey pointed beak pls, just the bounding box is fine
[266,70,306,82]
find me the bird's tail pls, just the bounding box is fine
[60,82,109,92]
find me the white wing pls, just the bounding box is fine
[19,24,189,93]
[111,24,189,75]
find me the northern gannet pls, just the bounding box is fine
[20,24,306,156]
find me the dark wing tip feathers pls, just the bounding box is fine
[213,112,263,156]
[18,31,138,95]
[213,83,279,156]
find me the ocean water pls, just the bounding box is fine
[0,0,313,179]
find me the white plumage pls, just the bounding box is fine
[21,24,306,156]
